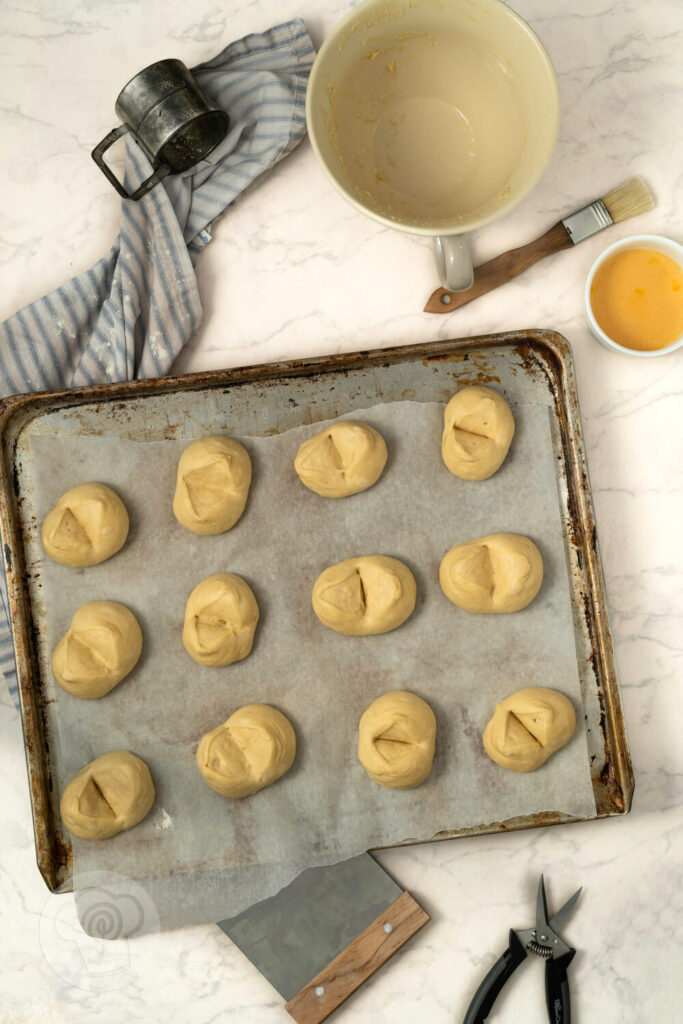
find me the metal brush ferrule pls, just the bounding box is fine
[562,199,613,244]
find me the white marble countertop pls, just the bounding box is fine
[1,1,682,1021]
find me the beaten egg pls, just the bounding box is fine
[590,248,683,351]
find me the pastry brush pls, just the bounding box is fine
[424,176,655,313]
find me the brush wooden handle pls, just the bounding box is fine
[424,221,573,313]
[285,891,429,1024]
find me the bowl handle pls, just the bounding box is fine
[433,234,474,292]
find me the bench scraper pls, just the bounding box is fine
[218,853,429,1023]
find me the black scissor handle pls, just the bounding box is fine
[463,929,528,1024]
[545,947,575,1024]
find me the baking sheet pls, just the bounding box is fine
[26,398,595,932]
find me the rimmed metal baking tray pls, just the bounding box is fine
[0,330,633,893]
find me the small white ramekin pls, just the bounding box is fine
[585,234,683,357]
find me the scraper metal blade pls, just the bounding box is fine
[218,853,429,1024]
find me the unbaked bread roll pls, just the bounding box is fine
[196,704,296,797]
[60,751,155,839]
[483,687,576,772]
[41,483,129,567]
[52,601,142,699]
[183,573,259,666]
[358,691,436,789]
[442,386,515,480]
[173,436,252,534]
[312,556,416,635]
[439,533,543,613]
[295,421,388,498]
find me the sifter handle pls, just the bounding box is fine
[91,124,169,201]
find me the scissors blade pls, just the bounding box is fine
[536,874,550,933]
[549,887,582,936]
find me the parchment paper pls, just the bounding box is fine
[28,400,596,933]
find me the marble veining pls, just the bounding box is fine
[1,0,682,1020]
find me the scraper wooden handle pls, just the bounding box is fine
[424,221,572,313]
[285,891,429,1024]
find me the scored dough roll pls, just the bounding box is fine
[294,420,388,498]
[440,533,543,614]
[358,691,436,789]
[41,482,129,567]
[442,386,515,480]
[183,573,259,667]
[312,555,416,635]
[60,751,155,840]
[52,601,142,699]
[483,687,576,772]
[173,436,252,535]
[196,704,296,798]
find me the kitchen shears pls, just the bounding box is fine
[463,875,581,1024]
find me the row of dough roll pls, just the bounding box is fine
[60,686,577,840]
[40,386,515,569]
[51,532,544,701]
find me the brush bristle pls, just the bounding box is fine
[602,176,654,223]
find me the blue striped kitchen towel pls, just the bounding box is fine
[0,19,315,708]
